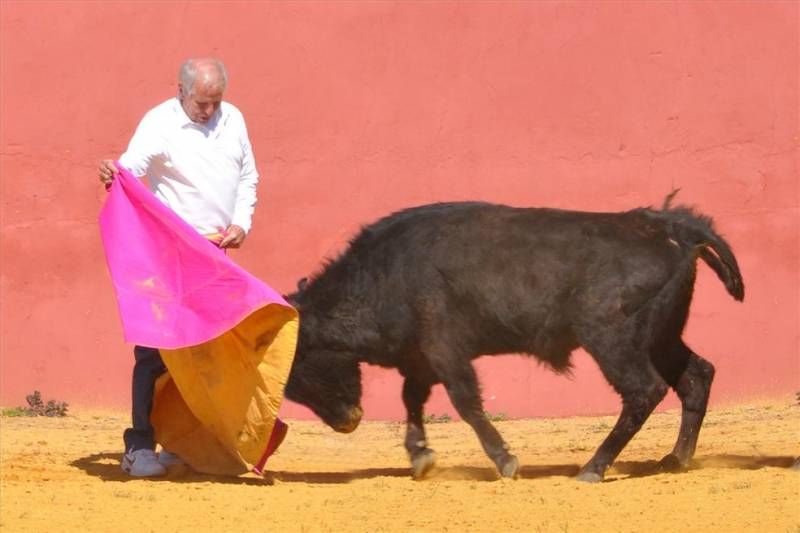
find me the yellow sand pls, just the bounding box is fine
[1,400,798,532]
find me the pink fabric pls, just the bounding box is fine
[99,163,291,349]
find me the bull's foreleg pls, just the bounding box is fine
[434,359,519,478]
[402,378,436,479]
[660,350,715,469]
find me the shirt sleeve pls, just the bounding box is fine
[118,111,165,178]
[230,119,260,234]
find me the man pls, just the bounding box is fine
[98,57,260,477]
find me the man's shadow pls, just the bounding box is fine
[70,452,797,484]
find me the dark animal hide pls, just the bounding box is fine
[285,197,744,482]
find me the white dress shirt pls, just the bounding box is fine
[119,98,259,235]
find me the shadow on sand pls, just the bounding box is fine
[70,452,797,485]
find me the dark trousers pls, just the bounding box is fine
[123,346,166,452]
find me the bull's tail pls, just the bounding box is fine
[644,199,745,301]
[697,245,744,301]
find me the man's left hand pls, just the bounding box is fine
[219,225,246,249]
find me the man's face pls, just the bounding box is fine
[179,81,223,124]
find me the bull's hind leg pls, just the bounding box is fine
[429,355,519,478]
[578,345,668,483]
[653,343,715,470]
[402,378,437,479]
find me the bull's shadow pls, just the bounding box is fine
[71,452,795,484]
[274,454,796,482]
[591,454,796,481]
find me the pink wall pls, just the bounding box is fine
[1,1,797,420]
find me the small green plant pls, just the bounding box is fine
[0,407,29,417]
[0,391,68,417]
[423,413,452,424]
[484,411,507,422]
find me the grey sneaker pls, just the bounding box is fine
[121,448,167,477]
[158,450,184,467]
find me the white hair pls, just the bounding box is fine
[179,58,228,97]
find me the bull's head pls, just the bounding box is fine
[284,345,364,433]
[284,278,365,433]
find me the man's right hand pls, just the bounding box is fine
[98,160,118,187]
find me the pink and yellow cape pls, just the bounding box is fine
[99,164,298,475]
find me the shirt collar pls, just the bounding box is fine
[172,97,223,132]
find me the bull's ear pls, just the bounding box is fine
[297,277,309,291]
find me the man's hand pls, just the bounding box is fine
[98,160,118,188]
[219,224,246,249]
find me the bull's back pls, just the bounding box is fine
[306,202,689,363]
[355,202,681,306]
[349,203,580,300]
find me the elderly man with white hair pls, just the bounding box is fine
[98,57,260,477]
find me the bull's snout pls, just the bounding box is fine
[332,406,363,433]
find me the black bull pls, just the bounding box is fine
[284,200,744,482]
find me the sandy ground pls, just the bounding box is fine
[1,399,798,533]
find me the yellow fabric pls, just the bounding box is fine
[150,303,298,475]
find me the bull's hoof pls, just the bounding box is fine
[499,455,519,479]
[411,449,437,480]
[575,469,604,483]
[658,453,687,472]
[792,458,800,471]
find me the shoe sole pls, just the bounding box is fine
[121,456,167,477]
